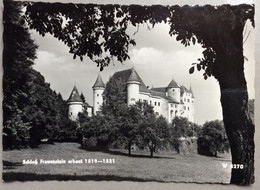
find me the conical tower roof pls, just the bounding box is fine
[67,85,83,103]
[93,74,105,88]
[127,67,141,83]
[167,78,179,88]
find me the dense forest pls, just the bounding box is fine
[3,1,68,149]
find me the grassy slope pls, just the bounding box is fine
[2,142,231,183]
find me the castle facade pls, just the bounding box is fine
[92,68,195,123]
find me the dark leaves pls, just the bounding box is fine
[25,2,254,75]
[189,66,194,74]
[196,64,201,71]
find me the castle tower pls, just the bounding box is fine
[126,68,141,106]
[167,78,180,102]
[92,74,105,115]
[67,85,83,121]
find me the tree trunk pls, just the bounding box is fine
[150,147,153,157]
[215,27,255,184]
[219,80,254,185]
[128,142,131,155]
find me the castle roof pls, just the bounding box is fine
[180,85,191,96]
[150,90,179,103]
[109,68,190,104]
[167,79,180,88]
[150,87,167,93]
[111,68,149,93]
[93,74,105,88]
[127,68,141,83]
[67,85,83,103]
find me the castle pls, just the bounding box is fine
[67,67,195,123]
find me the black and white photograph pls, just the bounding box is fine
[1,0,256,186]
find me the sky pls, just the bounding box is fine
[30,4,255,125]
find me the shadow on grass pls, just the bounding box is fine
[2,172,164,182]
[3,160,23,170]
[103,149,176,159]
[79,146,175,160]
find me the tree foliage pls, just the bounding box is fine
[140,115,170,157]
[170,117,200,138]
[197,120,230,157]
[24,2,254,76]
[101,76,127,116]
[3,0,68,149]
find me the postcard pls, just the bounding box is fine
[1,0,256,187]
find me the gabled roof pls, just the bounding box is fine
[67,85,83,103]
[93,74,105,88]
[167,79,180,88]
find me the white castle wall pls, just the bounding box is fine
[68,102,83,121]
[86,107,92,117]
[180,92,194,122]
[127,82,140,106]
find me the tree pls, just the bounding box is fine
[116,104,143,155]
[101,75,127,116]
[140,115,169,157]
[170,117,193,138]
[24,2,255,184]
[3,0,68,149]
[3,0,38,148]
[169,117,200,153]
[78,114,116,150]
[197,120,230,157]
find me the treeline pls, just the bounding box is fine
[77,101,200,157]
[3,1,68,149]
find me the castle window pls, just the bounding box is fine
[139,99,142,101]
[173,89,175,91]
[184,98,186,102]
[188,107,189,111]
[70,112,72,115]
[156,112,159,115]
[131,98,136,101]
[175,105,177,108]
[97,94,99,96]
[97,102,99,104]
[187,99,190,102]
[155,102,157,106]
[158,102,160,106]
[184,106,186,110]
[171,104,173,107]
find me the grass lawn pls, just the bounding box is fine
[2,142,231,183]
